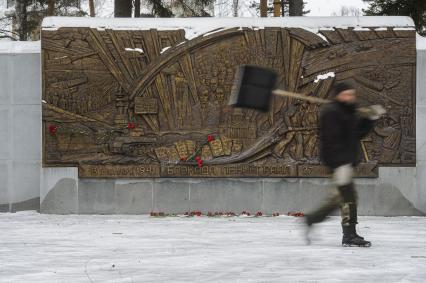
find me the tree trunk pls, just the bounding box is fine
[47,0,55,16]
[89,0,96,17]
[134,0,141,17]
[289,0,303,16]
[273,1,281,17]
[260,0,267,17]
[15,0,28,41]
[114,0,132,17]
[233,0,239,17]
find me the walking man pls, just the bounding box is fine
[305,81,384,247]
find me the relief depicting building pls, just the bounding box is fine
[41,18,416,178]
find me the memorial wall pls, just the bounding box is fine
[41,17,416,178]
[1,17,425,215]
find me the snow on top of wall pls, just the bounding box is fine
[0,41,40,53]
[42,16,415,40]
[417,34,426,50]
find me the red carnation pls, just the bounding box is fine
[287,211,305,217]
[197,160,203,167]
[207,135,215,142]
[127,122,136,129]
[48,125,57,135]
[195,156,201,161]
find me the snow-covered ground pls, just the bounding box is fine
[0,212,425,282]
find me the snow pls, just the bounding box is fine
[1,211,426,282]
[0,41,40,53]
[160,46,171,54]
[417,34,426,50]
[314,72,335,83]
[41,16,415,40]
[124,47,144,53]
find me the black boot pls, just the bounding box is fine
[342,224,371,247]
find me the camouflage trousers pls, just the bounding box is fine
[306,164,358,226]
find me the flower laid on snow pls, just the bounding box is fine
[191,211,202,216]
[48,125,57,135]
[287,211,305,217]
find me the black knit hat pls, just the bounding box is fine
[332,81,355,97]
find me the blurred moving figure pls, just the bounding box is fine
[305,81,385,247]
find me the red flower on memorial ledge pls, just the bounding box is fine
[207,135,215,142]
[196,155,203,167]
[127,122,136,129]
[48,125,57,135]
[197,160,203,167]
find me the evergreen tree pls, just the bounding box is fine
[363,0,426,35]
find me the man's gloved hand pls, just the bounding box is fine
[357,104,387,120]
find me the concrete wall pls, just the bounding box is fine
[1,39,425,216]
[40,167,423,215]
[0,43,41,212]
[415,39,426,213]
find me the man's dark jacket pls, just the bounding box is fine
[319,101,374,169]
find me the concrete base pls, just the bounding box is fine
[0,197,40,213]
[40,167,424,216]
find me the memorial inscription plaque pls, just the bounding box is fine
[42,22,416,178]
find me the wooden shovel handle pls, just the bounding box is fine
[272,89,330,104]
[273,89,387,119]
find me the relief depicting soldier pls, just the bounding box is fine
[304,82,385,247]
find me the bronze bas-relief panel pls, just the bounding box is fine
[41,26,416,178]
